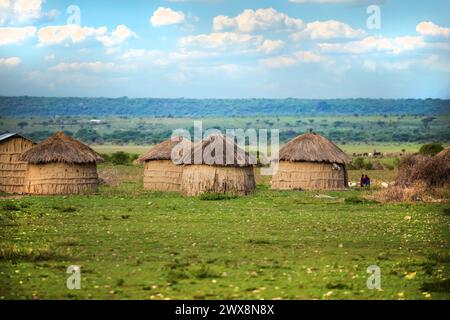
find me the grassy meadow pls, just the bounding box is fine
[1,163,449,300]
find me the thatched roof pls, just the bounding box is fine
[19,132,103,164]
[436,146,450,161]
[137,136,191,163]
[181,134,255,167]
[279,133,350,164]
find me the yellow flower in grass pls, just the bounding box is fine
[405,272,416,280]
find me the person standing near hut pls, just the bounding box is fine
[365,175,371,189]
[360,174,365,190]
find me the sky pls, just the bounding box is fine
[0,0,449,99]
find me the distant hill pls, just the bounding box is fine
[1,96,449,117]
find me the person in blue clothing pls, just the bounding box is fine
[364,175,371,189]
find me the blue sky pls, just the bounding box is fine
[0,0,449,98]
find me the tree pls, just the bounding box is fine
[110,151,130,165]
[75,128,101,143]
[351,157,365,170]
[421,117,435,130]
[419,143,444,156]
[17,121,28,129]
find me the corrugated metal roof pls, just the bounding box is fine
[0,133,34,143]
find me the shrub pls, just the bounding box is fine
[100,153,111,162]
[345,196,377,204]
[419,143,444,156]
[351,157,365,170]
[2,202,21,211]
[363,161,373,170]
[396,154,449,188]
[371,160,384,170]
[111,151,130,165]
[130,153,139,162]
[52,205,77,213]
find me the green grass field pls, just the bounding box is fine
[1,165,449,300]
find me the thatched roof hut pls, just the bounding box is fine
[180,134,256,196]
[19,132,103,195]
[272,133,350,190]
[137,136,192,192]
[0,133,35,194]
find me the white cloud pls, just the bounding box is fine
[0,56,21,67]
[318,35,425,54]
[180,32,264,51]
[261,51,323,68]
[213,8,303,33]
[150,7,185,27]
[37,24,107,46]
[97,25,137,47]
[362,54,450,73]
[120,48,217,66]
[37,24,137,47]
[258,39,285,54]
[416,21,450,38]
[289,0,383,4]
[49,61,117,73]
[0,0,57,25]
[291,20,366,40]
[0,26,35,45]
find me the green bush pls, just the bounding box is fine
[419,143,444,156]
[130,154,139,162]
[100,153,111,162]
[363,161,373,170]
[111,151,130,165]
[351,157,365,170]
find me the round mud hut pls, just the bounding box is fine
[19,132,103,195]
[180,134,256,196]
[271,133,350,190]
[137,136,192,192]
[0,133,35,194]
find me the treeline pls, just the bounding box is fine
[1,96,449,117]
[24,127,450,145]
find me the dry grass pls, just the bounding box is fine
[20,131,103,164]
[137,136,191,163]
[280,133,350,164]
[272,161,348,190]
[396,154,449,188]
[0,136,35,194]
[0,244,62,262]
[374,154,450,203]
[182,134,255,167]
[24,162,99,195]
[181,165,255,196]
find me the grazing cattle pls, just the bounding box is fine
[381,182,389,189]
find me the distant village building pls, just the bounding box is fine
[137,136,192,192]
[180,134,256,196]
[0,133,35,194]
[271,133,350,190]
[19,132,103,195]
